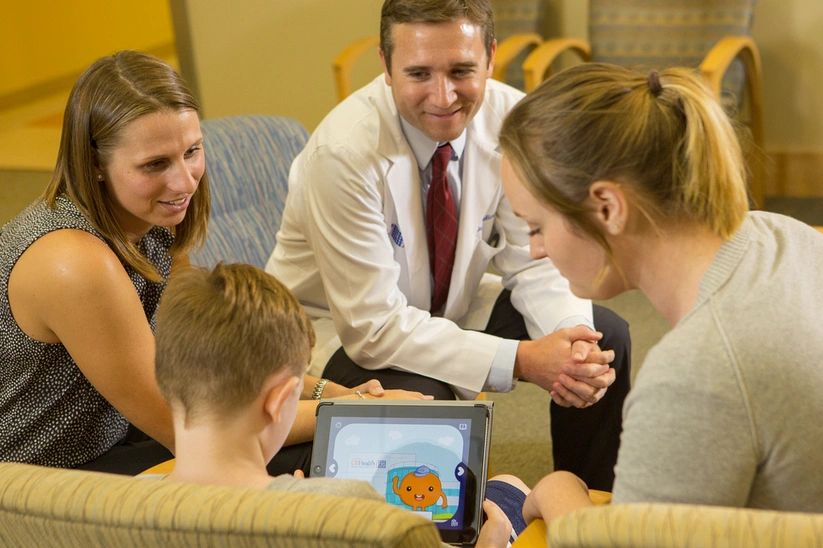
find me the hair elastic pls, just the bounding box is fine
[648,70,663,97]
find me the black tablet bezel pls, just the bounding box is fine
[310,401,493,545]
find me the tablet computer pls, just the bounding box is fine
[310,400,493,545]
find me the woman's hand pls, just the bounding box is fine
[285,378,433,446]
[351,379,385,397]
[367,388,433,400]
[324,378,433,401]
[345,388,433,402]
[350,379,433,400]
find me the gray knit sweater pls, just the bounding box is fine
[613,212,823,511]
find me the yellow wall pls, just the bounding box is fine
[177,0,823,155]
[6,1,820,157]
[753,1,823,151]
[176,0,383,130]
[1,0,174,99]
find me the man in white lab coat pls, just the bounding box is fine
[267,0,630,491]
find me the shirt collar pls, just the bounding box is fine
[399,116,466,170]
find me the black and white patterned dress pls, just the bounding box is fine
[0,195,173,467]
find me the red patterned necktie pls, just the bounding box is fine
[426,143,457,314]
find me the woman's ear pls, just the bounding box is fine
[589,181,628,235]
[262,375,301,424]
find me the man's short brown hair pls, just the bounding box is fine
[155,263,314,423]
[380,0,495,71]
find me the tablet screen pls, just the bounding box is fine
[311,401,492,545]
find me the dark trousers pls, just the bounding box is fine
[75,425,174,476]
[324,290,631,491]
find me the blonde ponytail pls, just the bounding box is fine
[665,71,749,237]
[499,63,749,246]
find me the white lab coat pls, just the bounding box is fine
[267,76,591,396]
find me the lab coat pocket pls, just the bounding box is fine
[463,228,506,295]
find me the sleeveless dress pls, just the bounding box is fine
[0,195,173,467]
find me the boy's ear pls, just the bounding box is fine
[263,375,301,423]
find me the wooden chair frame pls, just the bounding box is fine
[492,32,543,82]
[333,36,380,102]
[521,34,765,208]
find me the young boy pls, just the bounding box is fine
[154,263,523,545]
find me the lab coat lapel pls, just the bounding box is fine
[446,118,500,315]
[377,93,431,310]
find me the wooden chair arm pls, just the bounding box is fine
[514,518,548,547]
[587,489,612,505]
[700,35,765,208]
[333,36,380,102]
[493,33,543,82]
[699,36,760,98]
[139,458,176,476]
[522,38,591,92]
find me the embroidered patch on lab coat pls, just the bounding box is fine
[390,223,405,247]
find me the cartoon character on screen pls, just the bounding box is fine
[392,465,448,511]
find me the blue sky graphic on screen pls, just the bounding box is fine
[326,418,471,528]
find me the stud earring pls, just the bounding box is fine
[96,174,104,181]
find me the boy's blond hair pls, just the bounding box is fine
[155,263,314,423]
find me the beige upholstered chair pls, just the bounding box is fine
[521,0,765,208]
[512,502,823,547]
[0,461,441,547]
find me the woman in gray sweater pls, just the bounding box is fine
[498,62,823,517]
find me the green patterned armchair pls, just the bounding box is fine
[521,0,764,208]
[491,0,547,88]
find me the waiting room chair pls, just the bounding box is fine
[0,461,440,547]
[492,32,543,83]
[521,0,765,208]
[492,0,547,88]
[190,115,309,269]
[512,502,823,547]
